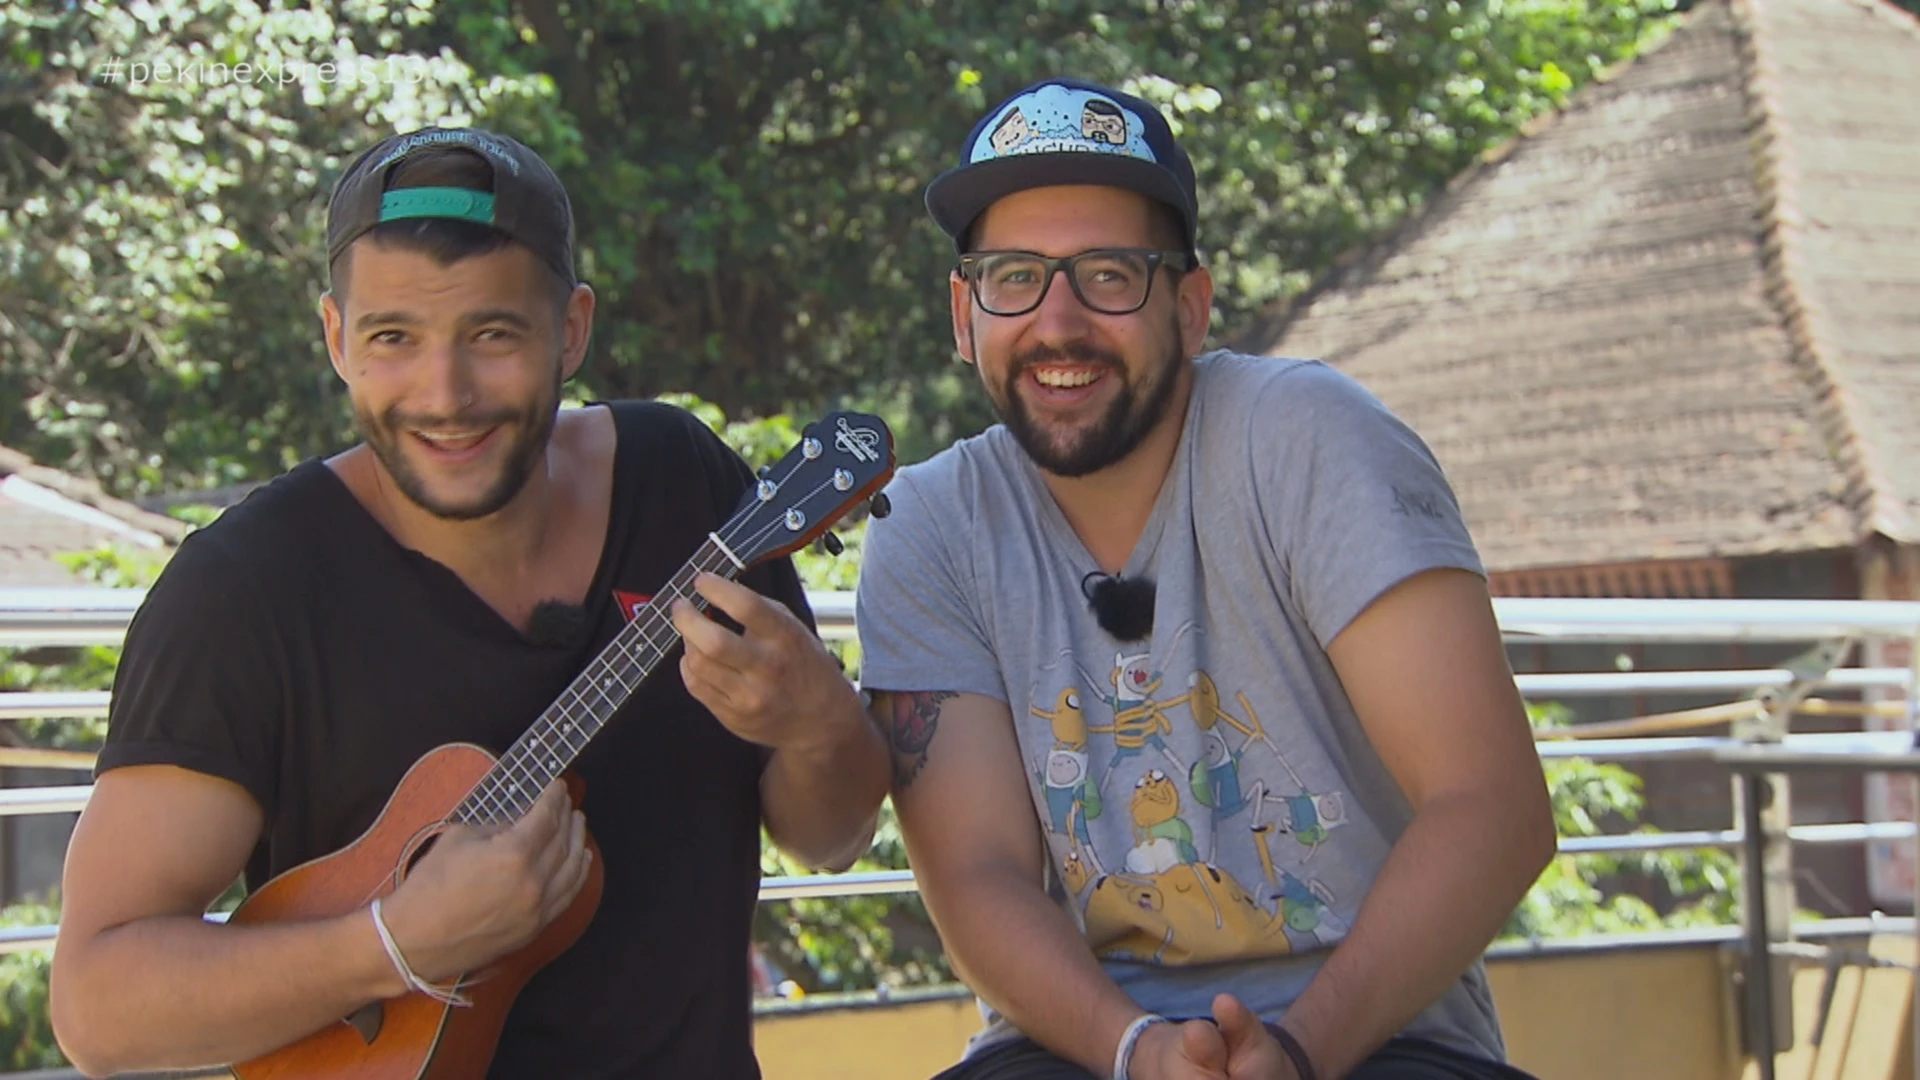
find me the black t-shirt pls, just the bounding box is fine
[97,401,807,1079]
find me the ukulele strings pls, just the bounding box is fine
[453,460,845,826]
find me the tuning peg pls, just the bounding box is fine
[868,492,891,519]
[817,532,845,557]
[757,465,772,479]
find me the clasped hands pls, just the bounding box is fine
[1133,993,1304,1080]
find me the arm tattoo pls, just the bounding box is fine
[886,691,955,791]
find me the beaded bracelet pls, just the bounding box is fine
[369,897,470,1007]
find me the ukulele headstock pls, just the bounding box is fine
[723,411,896,566]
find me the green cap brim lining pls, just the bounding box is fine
[377,187,496,225]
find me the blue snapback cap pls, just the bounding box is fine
[925,78,1200,262]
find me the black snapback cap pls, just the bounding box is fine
[325,127,576,285]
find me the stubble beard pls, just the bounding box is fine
[355,364,563,521]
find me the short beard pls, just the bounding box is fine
[355,364,562,521]
[991,315,1184,478]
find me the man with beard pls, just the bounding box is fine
[49,127,889,1079]
[854,79,1554,1080]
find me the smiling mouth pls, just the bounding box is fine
[411,428,496,452]
[1032,367,1104,389]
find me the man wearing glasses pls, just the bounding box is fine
[854,78,1554,1080]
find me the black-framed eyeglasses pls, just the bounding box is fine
[957,248,1192,317]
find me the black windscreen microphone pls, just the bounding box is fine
[1081,571,1155,643]
[525,599,589,648]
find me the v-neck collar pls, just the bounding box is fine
[305,402,628,649]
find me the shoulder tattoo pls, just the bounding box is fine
[885,690,955,791]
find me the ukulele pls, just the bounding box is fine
[225,411,896,1079]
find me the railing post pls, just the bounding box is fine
[1735,763,1780,1079]
[1732,640,1846,1070]
[1733,702,1794,1073]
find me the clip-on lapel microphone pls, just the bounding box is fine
[1081,570,1155,643]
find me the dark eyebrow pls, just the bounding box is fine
[352,309,536,333]
[462,309,535,332]
[354,310,420,332]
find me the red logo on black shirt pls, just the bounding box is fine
[613,590,653,622]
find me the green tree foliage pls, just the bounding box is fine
[3,0,1682,491]
[1500,706,1737,940]
[0,0,552,494]
[0,896,62,1071]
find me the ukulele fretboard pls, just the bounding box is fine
[449,534,742,826]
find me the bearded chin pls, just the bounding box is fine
[1000,339,1183,479]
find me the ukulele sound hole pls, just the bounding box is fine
[399,830,442,881]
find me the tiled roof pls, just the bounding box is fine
[1232,0,1920,573]
[0,446,187,587]
[1744,0,1920,542]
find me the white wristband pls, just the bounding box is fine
[1113,1013,1170,1080]
[369,896,470,1007]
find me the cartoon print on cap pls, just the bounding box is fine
[970,84,1155,164]
[990,107,1035,155]
[1081,99,1128,145]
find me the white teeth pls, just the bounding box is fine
[416,430,486,447]
[1034,369,1099,388]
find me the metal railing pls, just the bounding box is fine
[1,588,1918,1071]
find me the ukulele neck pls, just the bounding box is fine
[447,533,745,827]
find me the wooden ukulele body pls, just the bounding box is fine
[225,742,604,1080]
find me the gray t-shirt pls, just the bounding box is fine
[855,351,1508,1064]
